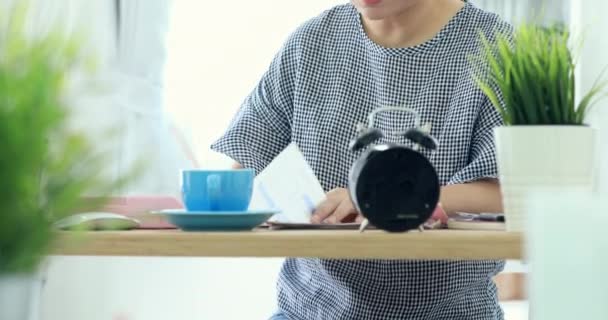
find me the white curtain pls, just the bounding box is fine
[4,0,194,197]
[111,0,195,196]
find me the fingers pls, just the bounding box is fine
[311,188,360,224]
[355,215,365,223]
[341,213,359,223]
[311,188,346,223]
[325,200,357,224]
[311,192,341,223]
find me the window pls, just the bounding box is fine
[164,0,344,169]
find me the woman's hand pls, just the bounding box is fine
[311,188,364,224]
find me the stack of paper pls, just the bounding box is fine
[248,143,326,223]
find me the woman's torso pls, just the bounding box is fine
[278,3,509,319]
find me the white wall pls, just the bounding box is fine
[164,0,345,168]
[570,0,608,194]
[473,0,569,24]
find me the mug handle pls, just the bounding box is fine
[207,174,222,210]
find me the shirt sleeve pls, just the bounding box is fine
[448,98,504,184]
[210,31,301,174]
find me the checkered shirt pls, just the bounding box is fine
[212,2,510,319]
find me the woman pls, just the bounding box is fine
[212,0,509,319]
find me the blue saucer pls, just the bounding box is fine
[151,209,279,231]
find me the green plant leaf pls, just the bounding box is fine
[472,21,607,126]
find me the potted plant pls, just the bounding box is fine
[0,6,121,319]
[475,23,606,232]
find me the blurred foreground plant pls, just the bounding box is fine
[0,4,128,274]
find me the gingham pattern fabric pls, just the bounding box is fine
[212,2,510,319]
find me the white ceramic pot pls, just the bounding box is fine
[494,126,597,232]
[0,274,41,320]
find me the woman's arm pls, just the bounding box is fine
[234,159,503,217]
[440,179,503,215]
[210,25,304,173]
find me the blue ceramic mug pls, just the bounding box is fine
[181,169,254,211]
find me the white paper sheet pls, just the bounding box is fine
[248,143,326,223]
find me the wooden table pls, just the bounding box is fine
[53,229,523,260]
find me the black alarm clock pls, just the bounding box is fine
[348,107,440,233]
